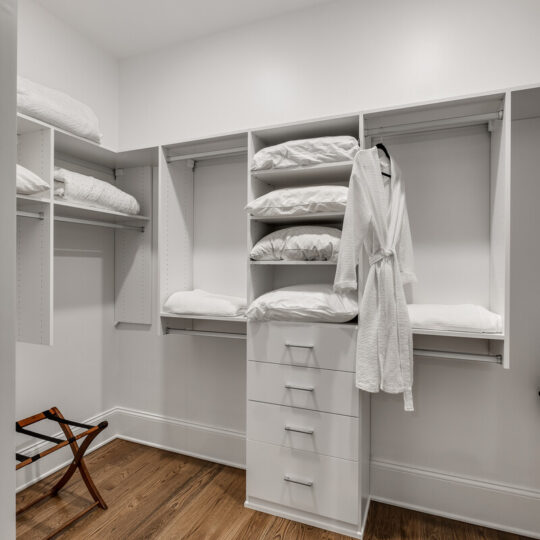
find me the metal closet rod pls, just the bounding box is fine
[17,210,44,220]
[164,328,501,362]
[55,216,145,232]
[166,146,247,163]
[414,348,502,364]
[365,111,503,137]
[17,211,144,232]
[166,328,247,340]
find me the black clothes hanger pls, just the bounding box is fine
[375,143,391,178]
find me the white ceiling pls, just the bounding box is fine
[36,0,332,59]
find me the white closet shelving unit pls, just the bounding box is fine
[16,113,156,344]
[363,92,510,365]
[158,132,248,339]
[245,114,370,539]
[244,93,511,537]
[248,115,358,304]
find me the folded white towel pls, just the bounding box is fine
[408,304,503,334]
[18,76,102,143]
[163,289,247,317]
[54,167,140,215]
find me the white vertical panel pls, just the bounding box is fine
[17,205,53,344]
[17,127,54,190]
[115,166,152,324]
[16,126,54,345]
[489,93,511,366]
[0,0,17,536]
[158,148,194,311]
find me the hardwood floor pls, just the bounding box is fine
[16,439,532,540]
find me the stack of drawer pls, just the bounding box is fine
[246,320,370,538]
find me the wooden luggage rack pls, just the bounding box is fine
[16,407,108,539]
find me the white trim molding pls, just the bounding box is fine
[371,459,540,539]
[113,406,246,469]
[16,407,540,540]
[16,406,246,492]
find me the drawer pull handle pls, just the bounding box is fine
[285,343,314,349]
[285,383,314,392]
[284,424,314,435]
[284,474,313,487]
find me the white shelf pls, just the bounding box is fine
[251,161,352,187]
[412,328,505,340]
[54,199,150,227]
[250,260,337,266]
[161,312,247,322]
[250,212,344,225]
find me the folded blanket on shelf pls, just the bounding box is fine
[251,136,359,170]
[250,226,341,261]
[246,185,348,218]
[16,164,49,195]
[408,304,503,334]
[54,167,141,215]
[247,284,358,323]
[163,290,247,317]
[18,77,102,143]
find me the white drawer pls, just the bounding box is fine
[248,360,358,417]
[248,321,356,372]
[247,401,358,461]
[247,440,359,525]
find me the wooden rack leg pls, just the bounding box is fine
[49,407,107,510]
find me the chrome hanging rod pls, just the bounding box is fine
[365,111,503,138]
[54,216,145,232]
[17,210,44,220]
[165,328,247,340]
[414,348,502,364]
[166,146,247,163]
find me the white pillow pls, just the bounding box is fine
[17,76,102,143]
[250,226,341,261]
[163,289,246,317]
[408,304,503,334]
[252,136,359,171]
[247,284,358,323]
[246,185,347,218]
[16,164,49,195]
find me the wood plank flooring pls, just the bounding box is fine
[16,439,532,540]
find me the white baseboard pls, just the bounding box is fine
[112,406,246,469]
[16,406,246,492]
[371,459,540,539]
[17,408,540,539]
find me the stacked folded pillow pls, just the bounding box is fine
[16,164,49,196]
[251,135,359,171]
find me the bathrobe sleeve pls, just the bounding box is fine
[397,205,417,284]
[334,162,372,292]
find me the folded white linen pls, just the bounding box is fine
[54,167,141,215]
[246,185,348,218]
[247,283,358,323]
[16,164,49,195]
[252,136,359,171]
[17,76,102,143]
[163,289,247,317]
[408,304,503,334]
[250,226,341,261]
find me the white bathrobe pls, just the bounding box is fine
[334,147,416,411]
